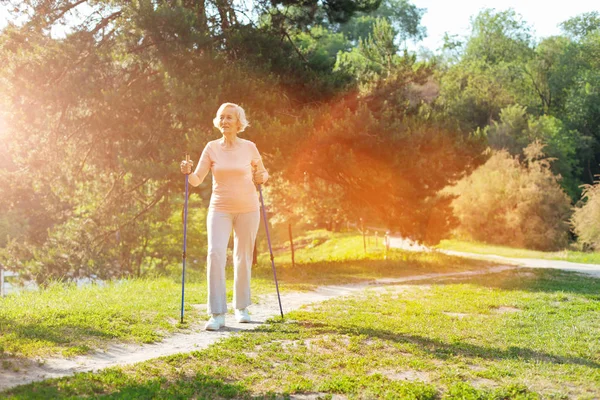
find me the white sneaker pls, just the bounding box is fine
[204,314,225,331]
[235,308,251,323]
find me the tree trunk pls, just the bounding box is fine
[215,0,233,33]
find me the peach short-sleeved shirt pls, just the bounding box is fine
[189,138,268,213]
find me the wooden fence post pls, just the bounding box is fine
[384,232,390,260]
[288,223,295,268]
[360,218,366,253]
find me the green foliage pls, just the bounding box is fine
[464,9,533,64]
[560,11,600,39]
[284,0,427,91]
[436,59,517,132]
[283,100,484,243]
[3,0,600,276]
[445,143,572,251]
[564,67,600,140]
[143,195,208,276]
[369,0,426,45]
[0,0,333,279]
[294,25,351,73]
[436,9,538,131]
[436,7,600,203]
[523,26,600,183]
[263,175,349,230]
[229,26,350,100]
[338,0,425,44]
[483,104,583,198]
[335,17,433,93]
[336,18,399,83]
[270,0,383,26]
[526,36,574,114]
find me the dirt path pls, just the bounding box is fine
[0,266,513,391]
[386,236,600,277]
[440,250,600,277]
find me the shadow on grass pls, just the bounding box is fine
[294,321,600,370]
[3,370,254,400]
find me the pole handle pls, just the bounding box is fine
[184,153,192,176]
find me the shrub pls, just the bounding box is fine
[444,142,572,251]
[572,181,600,250]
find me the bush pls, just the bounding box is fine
[572,181,600,250]
[444,142,572,251]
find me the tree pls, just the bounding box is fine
[289,102,484,243]
[535,25,600,184]
[560,11,600,39]
[338,0,426,46]
[268,0,383,28]
[482,104,584,198]
[463,8,533,65]
[335,17,400,84]
[437,59,516,131]
[436,9,536,132]
[283,0,426,91]
[0,0,489,280]
[264,175,350,231]
[0,0,326,279]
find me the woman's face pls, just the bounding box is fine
[218,106,239,135]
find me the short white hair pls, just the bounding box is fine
[213,103,249,133]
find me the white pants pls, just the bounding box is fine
[206,209,260,315]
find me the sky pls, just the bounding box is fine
[0,0,598,51]
[410,0,598,51]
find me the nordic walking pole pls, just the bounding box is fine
[257,180,284,320]
[180,153,191,324]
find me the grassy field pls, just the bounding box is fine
[437,239,600,265]
[3,267,599,399]
[0,232,486,359]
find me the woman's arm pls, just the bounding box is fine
[189,145,212,187]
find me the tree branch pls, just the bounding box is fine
[282,29,310,65]
[93,186,167,249]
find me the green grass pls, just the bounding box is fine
[0,273,288,358]
[3,268,599,399]
[437,239,600,265]
[0,278,203,358]
[0,233,488,359]
[259,233,488,288]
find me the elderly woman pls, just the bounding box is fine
[180,103,268,331]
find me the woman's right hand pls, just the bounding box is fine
[180,160,194,175]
